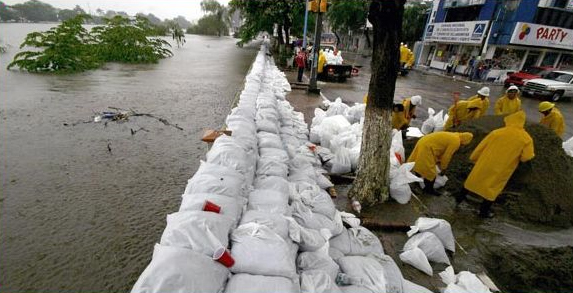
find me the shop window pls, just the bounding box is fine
[558,54,573,70]
[541,52,559,67]
[434,44,459,62]
[444,6,482,22]
[524,51,541,68]
[492,48,526,70]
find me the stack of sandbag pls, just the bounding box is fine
[389,130,423,204]
[399,217,455,276]
[439,266,493,293]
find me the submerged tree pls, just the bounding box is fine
[349,0,405,205]
[7,15,101,73]
[187,0,230,37]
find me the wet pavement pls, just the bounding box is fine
[0,23,258,293]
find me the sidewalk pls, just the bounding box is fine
[414,66,502,86]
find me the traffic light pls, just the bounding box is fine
[320,0,327,12]
[308,0,318,12]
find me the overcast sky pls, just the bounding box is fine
[3,0,231,22]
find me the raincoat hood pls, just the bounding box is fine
[504,110,526,128]
[459,132,474,145]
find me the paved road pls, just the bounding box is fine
[319,65,572,140]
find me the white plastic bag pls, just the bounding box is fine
[240,210,290,240]
[330,147,352,174]
[258,132,284,149]
[389,162,423,204]
[248,189,290,215]
[563,136,573,157]
[230,223,297,278]
[255,176,290,196]
[297,250,340,281]
[407,217,456,252]
[300,270,342,293]
[131,244,228,293]
[421,108,436,135]
[225,274,300,293]
[257,157,289,178]
[291,201,344,237]
[403,232,450,265]
[287,218,327,252]
[179,193,245,223]
[337,255,403,293]
[399,247,433,276]
[325,98,350,117]
[403,279,433,293]
[330,227,384,256]
[433,110,445,132]
[184,173,245,198]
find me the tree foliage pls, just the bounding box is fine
[0,1,18,21]
[402,2,430,45]
[187,0,229,37]
[8,14,172,73]
[327,0,369,33]
[11,0,57,22]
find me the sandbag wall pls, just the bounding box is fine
[131,42,417,293]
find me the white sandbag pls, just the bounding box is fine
[325,98,349,116]
[260,147,290,164]
[457,272,492,293]
[339,285,375,293]
[402,279,433,293]
[329,247,345,261]
[407,217,456,252]
[404,232,450,265]
[184,173,244,198]
[389,162,423,204]
[254,176,290,195]
[256,119,280,134]
[300,270,342,293]
[399,247,433,276]
[330,131,358,153]
[336,255,404,293]
[225,274,300,293]
[291,200,344,237]
[349,145,361,171]
[319,115,351,139]
[287,217,328,252]
[406,127,424,138]
[300,188,337,220]
[421,108,436,135]
[330,147,352,174]
[248,189,290,215]
[131,244,228,293]
[345,103,366,124]
[258,132,284,149]
[311,108,327,128]
[206,139,255,176]
[339,211,361,228]
[230,223,297,278]
[160,211,234,256]
[240,210,289,240]
[310,127,321,144]
[439,265,457,285]
[390,130,405,164]
[257,157,288,178]
[316,173,334,189]
[433,110,445,132]
[444,283,472,293]
[297,249,340,281]
[179,193,245,223]
[329,227,384,256]
[563,136,573,157]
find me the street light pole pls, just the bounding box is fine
[302,0,310,48]
[309,0,323,94]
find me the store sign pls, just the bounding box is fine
[510,22,573,50]
[425,21,489,44]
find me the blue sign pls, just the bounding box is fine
[427,25,434,36]
[473,23,486,35]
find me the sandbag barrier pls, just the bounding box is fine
[131,41,430,293]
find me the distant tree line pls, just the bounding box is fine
[186,0,230,37]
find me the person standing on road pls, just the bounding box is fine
[494,85,522,115]
[295,48,307,83]
[455,111,535,218]
[467,87,490,117]
[539,101,565,138]
[392,95,422,132]
[317,49,326,75]
[444,99,483,129]
[408,132,474,196]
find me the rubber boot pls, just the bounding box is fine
[423,179,442,196]
[455,188,469,206]
[479,200,494,218]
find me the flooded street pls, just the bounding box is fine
[0,23,257,292]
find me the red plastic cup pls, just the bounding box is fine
[213,247,235,268]
[203,200,221,213]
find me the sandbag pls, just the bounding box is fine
[407,217,456,252]
[329,227,384,256]
[257,157,289,178]
[248,189,290,215]
[179,193,245,223]
[325,98,350,117]
[402,279,433,293]
[421,108,436,135]
[131,244,228,293]
[339,285,374,293]
[258,132,284,149]
[399,247,433,276]
[240,210,289,240]
[256,119,280,134]
[337,255,404,293]
[230,223,298,278]
[260,147,290,164]
[160,211,234,256]
[184,173,245,198]
[225,274,300,293]
[563,136,573,157]
[433,110,445,132]
[339,212,361,228]
[300,188,337,220]
[254,176,290,196]
[300,270,342,293]
[286,218,327,252]
[291,200,344,237]
[403,232,450,265]
[389,162,423,204]
[440,267,492,293]
[297,250,340,281]
[330,147,352,174]
[206,139,255,176]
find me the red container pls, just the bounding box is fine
[213,247,234,268]
[203,200,221,213]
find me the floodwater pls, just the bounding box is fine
[0,23,258,292]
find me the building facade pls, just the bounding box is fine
[418,0,573,80]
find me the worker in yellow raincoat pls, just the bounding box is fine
[467,87,490,117]
[539,101,565,138]
[455,111,535,218]
[444,99,483,129]
[317,50,326,74]
[407,132,474,196]
[399,44,409,67]
[494,85,521,115]
[392,95,422,134]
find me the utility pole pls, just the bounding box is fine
[302,0,310,48]
[308,0,323,94]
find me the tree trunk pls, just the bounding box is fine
[364,27,371,49]
[348,0,405,206]
[277,24,285,45]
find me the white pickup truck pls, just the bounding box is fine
[522,70,573,102]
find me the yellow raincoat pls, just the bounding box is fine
[407,132,474,181]
[540,107,565,138]
[400,45,409,64]
[444,99,483,129]
[318,50,326,73]
[467,95,490,117]
[464,111,535,201]
[392,99,415,130]
[494,95,521,115]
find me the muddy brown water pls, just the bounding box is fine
[0,23,258,292]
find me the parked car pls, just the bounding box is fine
[522,71,573,102]
[504,66,554,87]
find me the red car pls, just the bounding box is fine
[504,66,554,87]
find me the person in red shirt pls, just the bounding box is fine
[295,48,307,82]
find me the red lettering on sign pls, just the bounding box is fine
[548,29,557,40]
[537,28,544,39]
[561,31,568,42]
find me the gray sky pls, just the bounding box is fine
[3,0,231,22]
